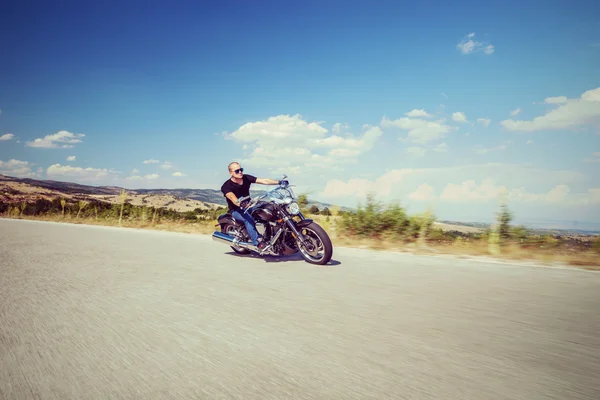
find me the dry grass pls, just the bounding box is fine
[3,213,599,270]
[1,213,217,235]
[89,193,220,213]
[306,214,600,270]
[330,235,600,270]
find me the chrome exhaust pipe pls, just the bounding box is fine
[212,231,257,251]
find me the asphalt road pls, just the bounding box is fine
[1,219,599,399]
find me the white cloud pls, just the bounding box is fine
[483,45,495,54]
[232,114,326,143]
[332,122,349,133]
[143,159,160,164]
[501,86,600,132]
[583,152,600,163]
[510,108,521,116]
[440,179,506,202]
[526,140,534,145]
[319,163,587,206]
[47,163,117,181]
[509,185,580,204]
[173,171,187,177]
[66,155,76,161]
[409,183,436,201]
[160,162,174,170]
[125,173,160,181]
[545,184,570,203]
[229,114,381,172]
[381,115,455,144]
[452,112,468,123]
[456,32,495,55]
[572,188,600,206]
[26,130,84,148]
[433,142,449,152]
[476,118,491,127]
[405,109,433,118]
[544,96,568,104]
[320,169,417,200]
[473,142,509,154]
[0,159,38,178]
[438,180,591,206]
[0,133,14,141]
[131,168,140,174]
[407,146,427,157]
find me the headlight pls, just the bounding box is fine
[286,202,300,215]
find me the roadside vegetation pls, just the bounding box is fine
[2,191,599,269]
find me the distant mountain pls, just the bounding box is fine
[438,220,492,229]
[438,219,600,235]
[0,174,349,212]
[0,174,124,195]
[133,188,227,204]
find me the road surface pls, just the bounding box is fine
[1,218,599,399]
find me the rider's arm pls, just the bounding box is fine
[224,192,240,206]
[255,178,279,185]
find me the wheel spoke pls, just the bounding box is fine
[298,227,326,262]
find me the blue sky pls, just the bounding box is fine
[1,0,599,227]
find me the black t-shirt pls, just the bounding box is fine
[221,174,257,212]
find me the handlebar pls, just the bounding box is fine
[237,176,296,211]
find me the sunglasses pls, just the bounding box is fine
[233,168,243,174]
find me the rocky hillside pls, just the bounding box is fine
[0,174,346,213]
[0,175,222,212]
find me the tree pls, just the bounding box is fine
[77,200,88,219]
[118,189,127,226]
[489,199,512,254]
[497,202,513,241]
[297,193,309,214]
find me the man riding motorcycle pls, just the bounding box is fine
[220,161,283,251]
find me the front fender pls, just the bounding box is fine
[295,218,314,228]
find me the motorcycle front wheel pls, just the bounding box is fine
[295,221,333,265]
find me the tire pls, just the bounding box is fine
[222,223,251,255]
[296,222,333,265]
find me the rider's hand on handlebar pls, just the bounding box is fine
[238,196,251,209]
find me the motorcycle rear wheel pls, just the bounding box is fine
[222,223,251,255]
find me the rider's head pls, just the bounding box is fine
[228,161,244,178]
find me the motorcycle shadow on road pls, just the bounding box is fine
[224,251,341,266]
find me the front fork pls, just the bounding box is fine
[284,215,308,243]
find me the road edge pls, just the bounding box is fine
[2,217,599,274]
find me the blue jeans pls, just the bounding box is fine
[232,209,262,246]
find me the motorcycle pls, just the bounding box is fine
[212,175,333,265]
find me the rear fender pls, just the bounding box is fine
[216,213,237,228]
